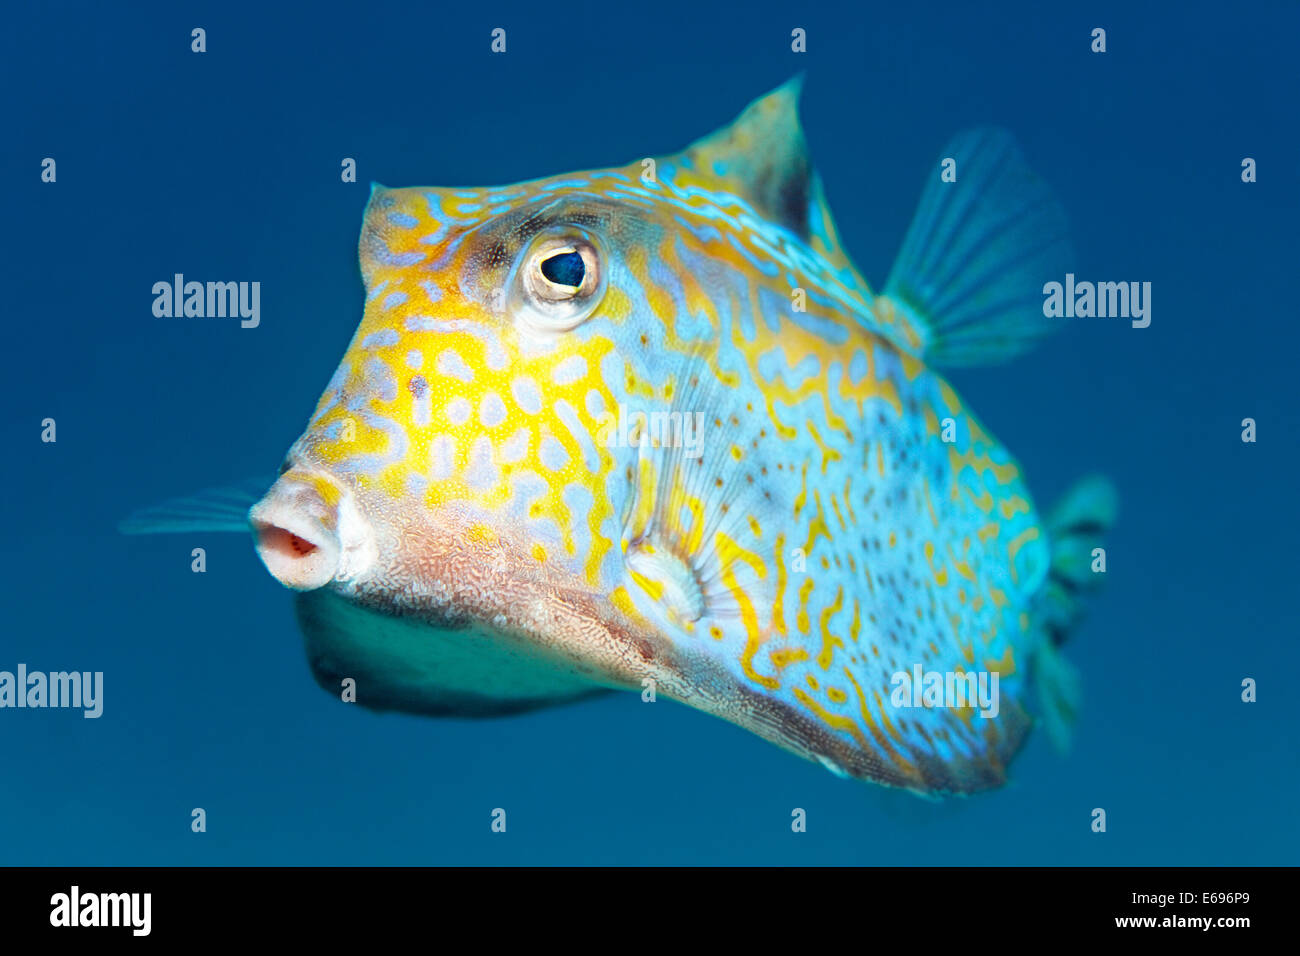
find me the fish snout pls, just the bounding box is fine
[249,473,344,591]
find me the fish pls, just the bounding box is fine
[123,77,1117,796]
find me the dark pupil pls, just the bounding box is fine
[540,251,585,287]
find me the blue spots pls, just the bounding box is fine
[873,341,902,383]
[738,296,756,342]
[674,215,723,245]
[725,232,780,278]
[387,212,418,228]
[405,315,440,331]
[614,184,658,199]
[338,409,409,477]
[458,203,483,214]
[424,232,469,269]
[361,328,400,349]
[371,247,424,267]
[420,280,443,303]
[540,178,593,191]
[756,285,789,333]
[382,291,408,310]
[848,348,868,383]
[366,280,390,302]
[363,357,398,401]
[757,347,821,388]
[675,306,714,342]
[787,301,850,345]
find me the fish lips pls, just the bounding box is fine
[248,473,349,591]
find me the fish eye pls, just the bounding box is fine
[540,250,586,288]
[515,233,603,333]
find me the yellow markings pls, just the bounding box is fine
[923,405,941,439]
[873,687,907,747]
[816,586,845,670]
[806,420,843,475]
[802,490,832,556]
[963,483,995,513]
[770,646,808,669]
[717,532,776,691]
[829,493,847,532]
[531,543,547,563]
[468,524,498,545]
[771,534,788,638]
[826,686,848,704]
[850,598,861,644]
[937,379,963,415]
[1006,526,1040,584]
[999,495,1031,519]
[977,521,1001,543]
[843,476,857,524]
[844,668,918,781]
[899,351,924,381]
[623,360,658,400]
[793,462,809,520]
[984,646,1017,677]
[806,674,820,691]
[948,539,978,583]
[792,687,871,750]
[628,569,665,603]
[609,585,648,627]
[924,540,949,587]
[922,477,940,529]
[796,578,815,635]
[730,444,744,461]
[600,284,633,321]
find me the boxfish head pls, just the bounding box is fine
[248,171,706,631]
[248,80,815,681]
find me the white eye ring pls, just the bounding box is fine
[515,234,604,333]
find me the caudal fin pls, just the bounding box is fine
[1031,475,1119,750]
[884,128,1073,367]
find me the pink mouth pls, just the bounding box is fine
[249,478,341,591]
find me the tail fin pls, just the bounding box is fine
[884,128,1074,367]
[1031,475,1119,750]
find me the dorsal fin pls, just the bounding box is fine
[664,78,882,337]
[671,76,814,239]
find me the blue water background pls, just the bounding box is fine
[2,0,1297,864]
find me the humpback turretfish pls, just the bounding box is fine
[125,78,1116,795]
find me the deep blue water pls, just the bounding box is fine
[3,0,1296,865]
